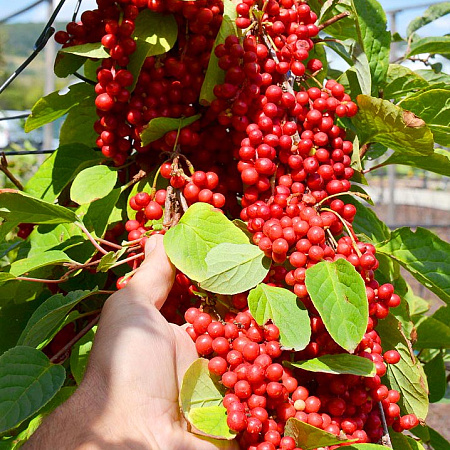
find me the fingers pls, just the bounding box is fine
[125,234,176,309]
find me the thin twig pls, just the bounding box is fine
[76,222,109,255]
[0,153,24,190]
[96,237,123,250]
[318,11,350,31]
[109,251,144,269]
[359,143,371,159]
[50,315,100,363]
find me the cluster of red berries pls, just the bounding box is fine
[185,307,418,450]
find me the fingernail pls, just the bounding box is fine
[145,236,158,257]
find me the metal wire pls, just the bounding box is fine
[1,149,56,156]
[0,0,69,95]
[0,0,45,24]
[72,0,83,21]
[0,114,30,121]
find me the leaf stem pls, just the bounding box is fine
[317,11,350,31]
[96,237,123,250]
[109,251,144,269]
[50,315,100,363]
[120,169,147,192]
[76,222,109,255]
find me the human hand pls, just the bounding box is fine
[26,235,237,450]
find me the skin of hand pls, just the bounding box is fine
[25,235,238,450]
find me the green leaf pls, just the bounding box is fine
[381,148,450,178]
[416,69,450,85]
[391,432,427,450]
[133,10,177,55]
[25,83,94,132]
[54,52,86,78]
[179,358,224,417]
[345,446,388,450]
[288,354,376,377]
[423,351,446,403]
[28,223,84,257]
[128,11,178,90]
[0,272,16,286]
[408,36,450,57]
[284,417,356,450]
[9,250,73,277]
[60,42,109,58]
[342,197,390,243]
[59,98,98,148]
[413,425,450,450]
[199,243,270,295]
[376,227,450,305]
[407,3,450,37]
[305,259,368,353]
[377,314,429,420]
[0,300,43,356]
[18,290,95,348]
[70,165,118,205]
[25,144,104,202]
[350,0,391,92]
[313,0,356,41]
[415,306,450,349]
[140,115,201,146]
[248,284,311,351]
[383,65,429,100]
[78,188,122,238]
[0,346,65,433]
[353,95,434,156]
[399,88,450,147]
[96,248,127,272]
[70,327,96,384]
[188,406,235,440]
[0,190,78,225]
[200,0,237,105]
[164,202,249,281]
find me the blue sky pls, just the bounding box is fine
[2,0,450,38]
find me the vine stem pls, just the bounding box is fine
[120,169,147,192]
[96,237,123,250]
[109,251,144,269]
[50,315,100,363]
[363,162,385,174]
[0,153,24,190]
[76,222,109,255]
[378,402,394,448]
[317,11,350,31]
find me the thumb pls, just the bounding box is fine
[126,234,176,309]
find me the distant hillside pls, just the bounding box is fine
[0,22,66,58]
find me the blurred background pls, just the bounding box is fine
[0,0,449,436]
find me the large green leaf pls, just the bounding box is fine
[140,115,201,146]
[9,250,73,277]
[199,243,270,295]
[381,148,450,178]
[305,259,368,353]
[383,65,429,100]
[416,69,450,85]
[288,354,376,377]
[0,346,65,433]
[415,306,450,349]
[28,223,85,257]
[399,88,450,147]
[188,406,235,440]
[70,165,118,205]
[284,418,356,450]
[407,2,450,37]
[128,10,178,90]
[179,358,224,417]
[25,144,104,202]
[376,227,450,305]
[408,36,450,57]
[350,0,391,91]
[200,0,238,105]
[70,327,96,384]
[391,432,427,450]
[59,98,98,148]
[163,203,249,281]
[54,52,86,78]
[377,314,429,421]
[248,284,311,351]
[60,42,109,58]
[353,95,434,156]
[25,83,94,132]
[413,425,450,450]
[18,290,95,348]
[0,190,78,225]
[423,351,446,403]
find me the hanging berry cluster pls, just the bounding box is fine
[55,0,419,448]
